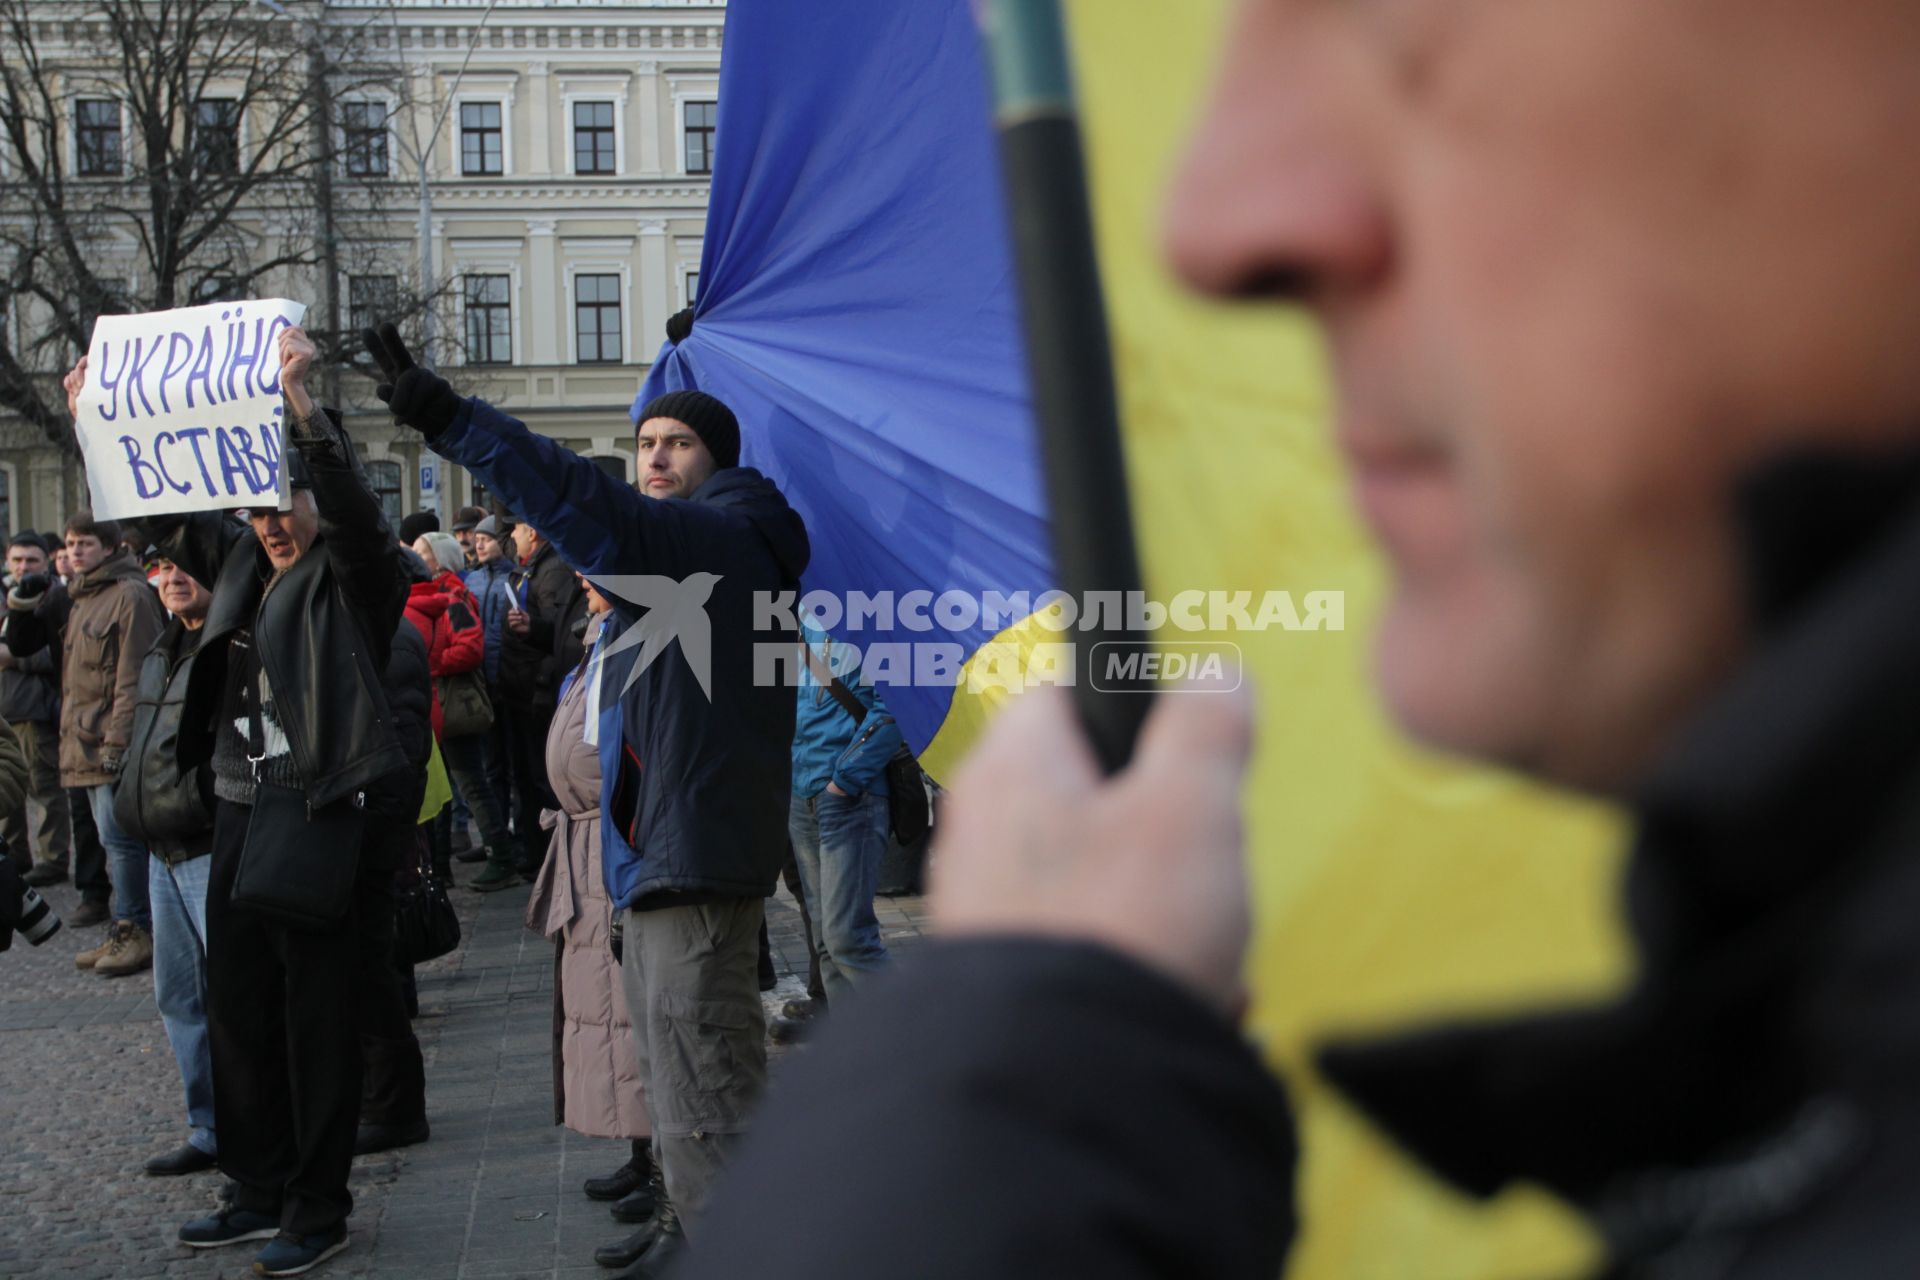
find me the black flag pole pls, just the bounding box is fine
[980,0,1151,774]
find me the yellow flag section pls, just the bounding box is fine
[1059,3,1629,1277]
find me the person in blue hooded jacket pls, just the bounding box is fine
[361,325,807,1280]
[789,614,903,1009]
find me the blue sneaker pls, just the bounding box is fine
[178,1206,280,1249]
[251,1226,349,1277]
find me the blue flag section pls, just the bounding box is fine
[637,0,1050,756]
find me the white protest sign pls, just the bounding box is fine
[74,298,307,520]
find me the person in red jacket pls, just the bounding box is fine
[411,533,517,890]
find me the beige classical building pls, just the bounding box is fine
[0,0,724,535]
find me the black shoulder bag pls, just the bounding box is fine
[394,829,461,965]
[802,642,931,846]
[229,642,366,929]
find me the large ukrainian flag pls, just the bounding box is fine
[640,3,1630,1275]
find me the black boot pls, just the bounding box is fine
[354,1117,429,1155]
[611,1213,685,1279]
[585,1139,652,1202]
[595,1166,671,1267]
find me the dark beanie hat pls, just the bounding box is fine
[639,389,740,470]
[398,511,440,543]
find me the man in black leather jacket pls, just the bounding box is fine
[66,326,411,1277]
[112,557,221,1180]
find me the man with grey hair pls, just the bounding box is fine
[70,325,412,1277]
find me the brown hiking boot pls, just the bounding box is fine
[95,922,154,978]
[76,922,124,970]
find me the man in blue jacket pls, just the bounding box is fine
[789,616,903,1007]
[461,515,517,864]
[363,327,807,1279]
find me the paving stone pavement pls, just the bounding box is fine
[1,863,927,1278]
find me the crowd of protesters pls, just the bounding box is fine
[8,318,913,1279]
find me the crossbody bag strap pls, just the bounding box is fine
[801,638,868,727]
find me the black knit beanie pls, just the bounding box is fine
[398,511,440,543]
[638,389,740,470]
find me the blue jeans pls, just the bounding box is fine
[89,783,150,930]
[788,789,891,1004]
[449,770,471,835]
[150,853,216,1154]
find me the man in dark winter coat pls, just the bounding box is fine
[354,613,432,1157]
[363,327,806,1280]
[0,532,72,885]
[0,551,111,927]
[474,517,580,889]
[67,325,411,1277]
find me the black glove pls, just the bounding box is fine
[362,323,464,440]
[6,573,49,613]
[609,910,624,966]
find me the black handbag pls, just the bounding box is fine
[232,781,365,929]
[802,643,933,846]
[227,653,364,929]
[394,838,461,965]
[883,753,931,846]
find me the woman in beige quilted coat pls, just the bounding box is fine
[526,578,653,1203]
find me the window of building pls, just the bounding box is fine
[684,268,700,307]
[75,99,122,176]
[683,100,716,175]
[0,468,13,541]
[573,273,621,365]
[459,102,503,176]
[464,274,510,365]
[590,455,627,483]
[364,460,402,524]
[193,98,241,175]
[572,101,616,175]
[471,475,493,515]
[348,274,399,336]
[341,101,389,177]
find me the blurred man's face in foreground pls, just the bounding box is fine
[1167,0,1920,790]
